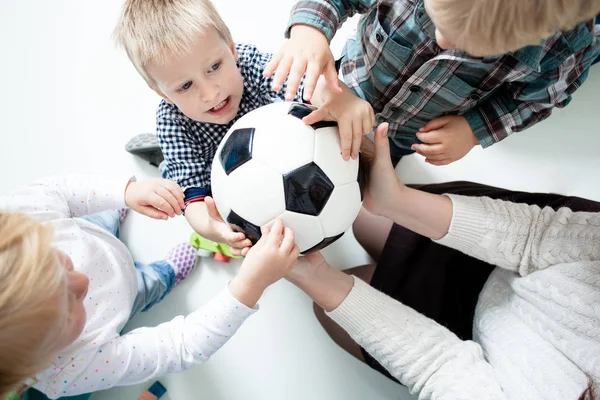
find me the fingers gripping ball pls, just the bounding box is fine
[211,102,365,253]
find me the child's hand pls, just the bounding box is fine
[125,178,184,220]
[263,24,342,102]
[204,197,252,256]
[304,78,375,160]
[229,218,299,306]
[412,116,480,166]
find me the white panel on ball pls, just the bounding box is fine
[226,160,286,226]
[210,157,231,222]
[318,182,362,237]
[277,210,324,252]
[251,103,316,174]
[313,126,359,186]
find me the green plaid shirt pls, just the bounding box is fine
[286,0,600,151]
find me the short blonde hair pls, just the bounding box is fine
[427,0,600,56]
[113,0,233,84]
[0,213,66,399]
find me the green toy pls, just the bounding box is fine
[189,232,241,262]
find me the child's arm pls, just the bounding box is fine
[412,38,599,166]
[264,0,377,101]
[184,199,252,257]
[304,76,375,160]
[1,175,181,222]
[40,220,298,398]
[417,44,598,166]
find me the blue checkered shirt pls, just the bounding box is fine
[286,0,600,151]
[156,43,304,200]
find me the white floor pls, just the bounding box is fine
[1,1,599,399]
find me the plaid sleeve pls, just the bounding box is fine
[155,109,211,199]
[464,44,599,148]
[285,0,377,42]
[238,44,305,102]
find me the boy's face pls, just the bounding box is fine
[147,28,244,125]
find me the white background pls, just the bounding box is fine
[0,1,598,399]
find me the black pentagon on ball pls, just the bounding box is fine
[302,232,345,254]
[226,210,261,245]
[283,162,334,216]
[219,128,255,175]
[287,103,338,130]
[357,152,367,201]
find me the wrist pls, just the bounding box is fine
[290,24,324,40]
[228,276,266,308]
[289,264,353,312]
[124,180,136,207]
[378,181,408,220]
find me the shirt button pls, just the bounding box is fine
[375,32,384,43]
[409,85,421,93]
[470,93,482,101]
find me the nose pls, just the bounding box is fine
[199,81,219,103]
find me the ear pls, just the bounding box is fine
[149,84,172,104]
[229,41,239,63]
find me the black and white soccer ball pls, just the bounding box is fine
[211,102,365,253]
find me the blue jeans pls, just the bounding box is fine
[81,210,176,317]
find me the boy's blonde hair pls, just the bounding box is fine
[113,0,233,84]
[428,0,600,56]
[0,213,66,399]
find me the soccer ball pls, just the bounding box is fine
[211,102,365,253]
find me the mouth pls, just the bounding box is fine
[208,97,231,115]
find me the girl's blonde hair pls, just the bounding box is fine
[113,0,233,84]
[0,213,66,399]
[427,0,600,56]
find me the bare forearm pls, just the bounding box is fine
[228,277,266,308]
[386,186,453,240]
[286,263,353,312]
[185,202,213,237]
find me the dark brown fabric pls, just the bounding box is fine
[360,181,600,381]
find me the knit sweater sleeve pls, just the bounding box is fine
[435,195,600,276]
[327,277,506,400]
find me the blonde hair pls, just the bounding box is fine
[427,0,600,56]
[0,213,66,399]
[113,0,233,84]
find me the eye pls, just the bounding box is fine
[209,61,221,72]
[179,81,193,92]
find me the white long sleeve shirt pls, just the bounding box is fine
[328,195,600,400]
[0,176,256,398]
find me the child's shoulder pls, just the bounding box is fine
[235,42,273,75]
[510,21,598,72]
[156,99,187,122]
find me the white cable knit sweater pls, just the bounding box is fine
[328,194,600,400]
